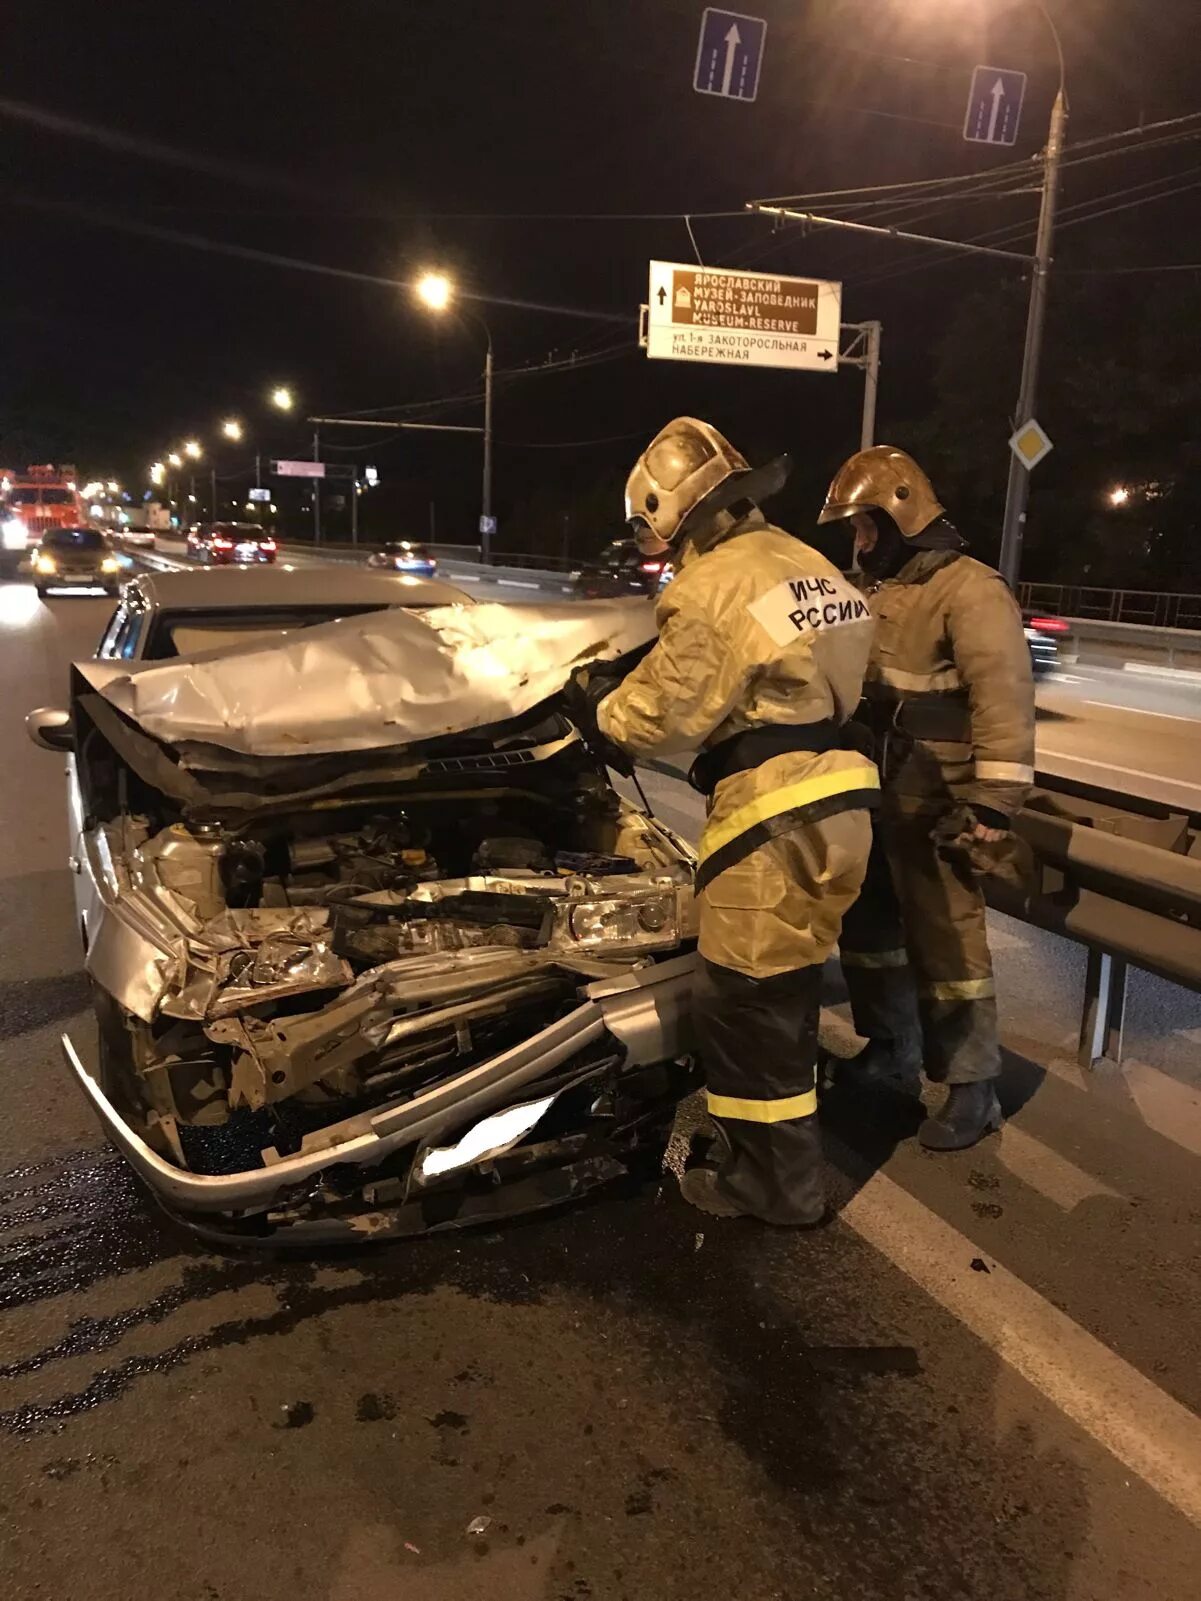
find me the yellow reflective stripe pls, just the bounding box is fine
[706,1088,818,1123]
[867,663,963,693]
[919,978,996,1001]
[697,766,880,864]
[975,760,1034,784]
[841,948,909,969]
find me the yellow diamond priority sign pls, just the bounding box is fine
[1009,418,1053,470]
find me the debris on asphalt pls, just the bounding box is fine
[404,1542,421,1555]
[273,1401,315,1429]
[970,1258,991,1274]
[466,1516,492,1538]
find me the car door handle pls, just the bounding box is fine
[68,855,82,874]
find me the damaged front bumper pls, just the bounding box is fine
[62,952,695,1235]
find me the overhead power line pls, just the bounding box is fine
[1,192,633,325]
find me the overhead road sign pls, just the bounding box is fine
[1009,418,1053,470]
[273,459,325,479]
[964,65,1028,147]
[644,260,842,373]
[693,8,766,103]
[247,487,271,502]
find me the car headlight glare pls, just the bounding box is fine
[34,552,56,573]
[2,518,27,550]
[101,556,120,573]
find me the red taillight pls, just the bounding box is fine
[259,539,276,551]
[212,537,233,549]
[1030,616,1069,634]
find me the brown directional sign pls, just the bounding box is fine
[667,267,821,335]
[646,260,842,372]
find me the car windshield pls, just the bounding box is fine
[42,528,107,551]
[40,488,75,505]
[148,603,396,660]
[8,488,39,505]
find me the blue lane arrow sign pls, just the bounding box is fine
[693,8,767,103]
[964,64,1028,147]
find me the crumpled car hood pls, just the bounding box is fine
[79,598,656,757]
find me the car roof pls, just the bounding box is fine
[120,564,472,611]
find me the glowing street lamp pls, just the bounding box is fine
[221,418,244,442]
[1108,486,1131,508]
[184,439,202,460]
[167,452,183,468]
[270,386,295,412]
[415,270,454,312]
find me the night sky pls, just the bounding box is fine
[1,0,1197,554]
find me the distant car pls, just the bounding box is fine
[367,540,437,577]
[574,539,666,599]
[188,522,278,565]
[92,565,474,662]
[117,525,156,549]
[1024,615,1068,679]
[32,526,123,599]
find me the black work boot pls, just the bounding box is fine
[919,1081,1003,1151]
[680,1123,826,1227]
[679,1165,749,1218]
[829,1035,923,1094]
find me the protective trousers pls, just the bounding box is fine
[693,957,824,1224]
[839,812,1000,1084]
[693,809,871,1223]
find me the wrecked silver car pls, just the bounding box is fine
[28,599,698,1243]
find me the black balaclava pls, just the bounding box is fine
[858,508,966,580]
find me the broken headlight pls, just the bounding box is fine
[558,891,680,952]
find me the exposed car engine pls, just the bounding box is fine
[99,784,695,1174]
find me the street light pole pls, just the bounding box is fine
[312,427,321,544]
[412,274,496,561]
[997,2,1069,589]
[997,87,1068,587]
[481,333,494,562]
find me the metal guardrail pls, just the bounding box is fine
[990,768,1201,1068]
[281,538,582,574]
[1019,583,1201,631]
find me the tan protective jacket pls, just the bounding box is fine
[598,516,878,967]
[862,550,1035,820]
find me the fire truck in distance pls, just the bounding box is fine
[2,465,85,568]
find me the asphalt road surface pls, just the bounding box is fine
[2,579,1200,1601]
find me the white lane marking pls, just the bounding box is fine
[840,1170,1201,1529]
[1037,747,1201,793]
[1125,663,1201,683]
[1083,700,1201,725]
[1120,1060,1201,1159]
[995,1122,1123,1211]
[498,579,543,590]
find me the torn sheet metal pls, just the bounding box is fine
[418,1092,559,1181]
[81,599,657,757]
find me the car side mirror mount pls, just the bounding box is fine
[26,706,73,753]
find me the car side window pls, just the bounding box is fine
[98,604,127,658]
[115,610,144,660]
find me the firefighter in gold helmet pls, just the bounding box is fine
[567,418,878,1224]
[817,446,1035,1150]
